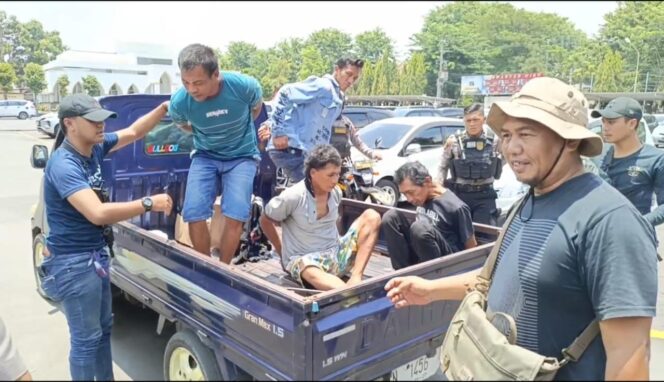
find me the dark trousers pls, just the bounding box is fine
[381,209,453,270]
[457,188,498,226]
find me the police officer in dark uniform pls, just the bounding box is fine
[438,103,502,225]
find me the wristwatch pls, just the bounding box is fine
[142,197,153,212]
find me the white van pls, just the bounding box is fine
[0,99,37,119]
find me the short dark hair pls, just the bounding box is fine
[335,58,364,70]
[394,161,431,186]
[464,103,484,116]
[178,43,219,77]
[305,144,342,177]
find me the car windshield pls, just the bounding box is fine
[358,121,413,149]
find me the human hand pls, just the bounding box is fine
[385,276,433,308]
[373,152,382,161]
[149,193,173,216]
[160,101,169,113]
[258,122,272,142]
[444,135,456,149]
[273,136,289,150]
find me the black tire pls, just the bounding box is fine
[18,111,28,120]
[375,179,399,207]
[164,330,222,381]
[32,234,52,300]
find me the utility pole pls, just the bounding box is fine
[644,72,650,92]
[436,40,448,106]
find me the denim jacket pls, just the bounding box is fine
[267,74,344,153]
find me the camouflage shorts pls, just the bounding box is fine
[287,223,359,286]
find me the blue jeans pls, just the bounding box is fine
[182,155,258,223]
[40,249,113,381]
[268,149,305,183]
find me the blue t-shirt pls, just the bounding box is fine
[599,144,664,226]
[44,134,119,256]
[487,173,658,380]
[169,71,263,161]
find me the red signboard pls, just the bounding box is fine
[484,73,543,95]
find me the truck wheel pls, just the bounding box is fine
[32,234,51,300]
[164,330,222,381]
[18,111,28,120]
[375,179,399,207]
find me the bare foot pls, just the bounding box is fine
[346,274,363,287]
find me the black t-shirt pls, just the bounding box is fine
[416,191,474,252]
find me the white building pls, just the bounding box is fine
[40,42,182,104]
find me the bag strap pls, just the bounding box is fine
[474,195,527,293]
[561,320,600,364]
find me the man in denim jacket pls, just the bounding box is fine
[261,58,364,183]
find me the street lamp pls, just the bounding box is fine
[623,37,640,92]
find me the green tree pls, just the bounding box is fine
[594,50,628,92]
[82,75,102,96]
[0,63,17,99]
[354,28,394,62]
[371,50,398,95]
[272,38,305,82]
[411,2,587,97]
[219,41,258,71]
[306,28,353,71]
[398,52,427,95]
[260,58,293,99]
[298,46,328,80]
[56,74,70,97]
[599,2,664,91]
[0,13,66,78]
[23,63,47,99]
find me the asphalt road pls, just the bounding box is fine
[0,118,662,380]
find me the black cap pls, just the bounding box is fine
[58,94,117,122]
[590,97,642,120]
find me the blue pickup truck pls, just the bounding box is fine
[29,94,499,381]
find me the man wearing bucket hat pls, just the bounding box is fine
[385,77,658,380]
[40,94,173,380]
[593,97,664,227]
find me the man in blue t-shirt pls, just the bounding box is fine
[169,43,264,262]
[593,97,664,227]
[258,58,364,183]
[41,94,173,381]
[385,77,658,380]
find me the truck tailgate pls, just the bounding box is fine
[309,243,492,380]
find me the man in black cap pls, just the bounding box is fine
[40,94,173,380]
[593,96,664,227]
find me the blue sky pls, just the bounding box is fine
[2,1,618,59]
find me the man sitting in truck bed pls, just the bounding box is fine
[260,144,382,290]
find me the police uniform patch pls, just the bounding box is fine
[466,141,476,149]
[476,141,484,151]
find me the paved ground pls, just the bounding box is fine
[0,118,662,380]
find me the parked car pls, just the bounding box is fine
[342,106,395,129]
[351,117,467,206]
[392,107,448,118]
[36,112,60,137]
[0,99,37,119]
[29,94,501,381]
[436,107,464,119]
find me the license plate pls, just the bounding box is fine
[354,161,373,170]
[389,348,440,381]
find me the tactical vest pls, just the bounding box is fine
[330,116,352,158]
[450,133,502,183]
